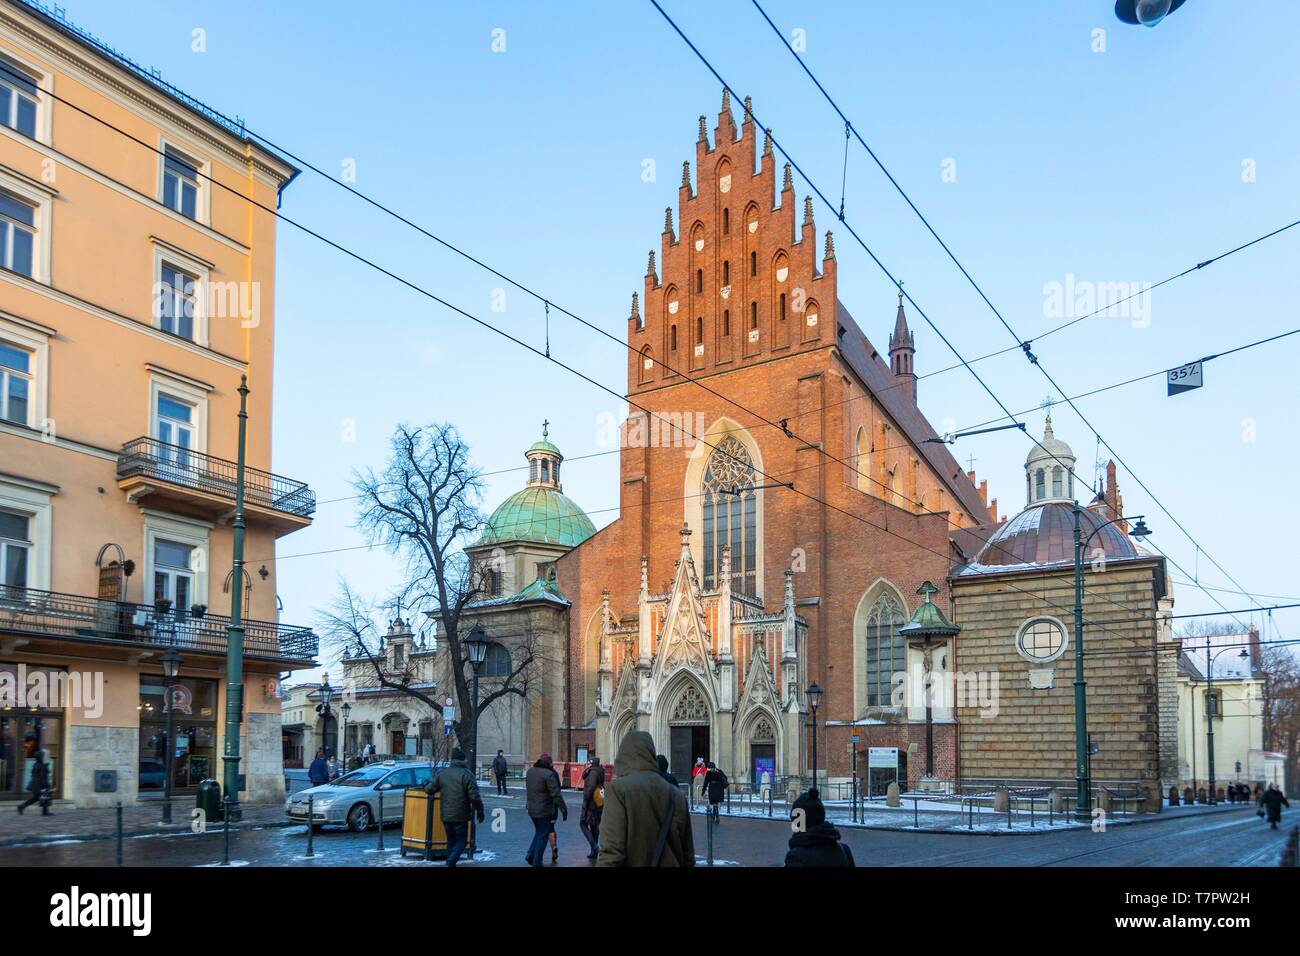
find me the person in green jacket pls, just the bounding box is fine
[430,748,484,867]
[597,731,694,867]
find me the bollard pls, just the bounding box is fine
[767,785,772,817]
[376,790,385,852]
[706,805,714,867]
[222,796,231,866]
[1007,801,1013,830]
[913,797,918,829]
[115,802,123,867]
[1030,799,1035,828]
[305,795,314,858]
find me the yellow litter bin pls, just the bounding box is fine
[400,788,477,860]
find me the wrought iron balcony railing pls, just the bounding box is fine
[116,437,316,518]
[0,583,318,663]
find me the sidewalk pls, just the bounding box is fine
[0,800,290,848]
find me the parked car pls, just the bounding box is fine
[139,758,167,790]
[284,761,443,831]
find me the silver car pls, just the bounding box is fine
[284,761,441,831]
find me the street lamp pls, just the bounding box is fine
[340,701,352,771]
[318,675,333,772]
[1205,643,1249,805]
[463,622,490,774]
[805,682,823,792]
[1072,507,1151,822]
[160,647,183,825]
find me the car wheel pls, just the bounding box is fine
[347,803,373,832]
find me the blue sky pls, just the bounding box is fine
[54,1,1300,667]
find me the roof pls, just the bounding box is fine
[468,575,571,609]
[479,485,595,548]
[953,501,1141,576]
[528,438,562,457]
[834,299,991,520]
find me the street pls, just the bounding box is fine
[1,795,1289,868]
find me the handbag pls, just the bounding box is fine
[593,786,605,809]
[38,787,52,809]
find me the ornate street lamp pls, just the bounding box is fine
[463,622,490,773]
[161,647,183,825]
[1072,508,1151,821]
[899,581,960,784]
[805,682,823,791]
[340,701,352,770]
[318,675,334,771]
[1205,644,1249,805]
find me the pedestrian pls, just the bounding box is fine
[692,756,706,800]
[1258,783,1289,830]
[580,753,605,860]
[430,747,485,866]
[524,752,567,866]
[308,749,330,787]
[701,761,728,822]
[326,751,338,780]
[597,731,694,867]
[656,754,679,788]
[784,788,855,867]
[361,742,373,764]
[546,759,564,862]
[492,749,509,796]
[16,749,52,816]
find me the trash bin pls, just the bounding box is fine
[399,788,475,860]
[196,779,224,823]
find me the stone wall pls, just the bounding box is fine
[66,724,137,808]
[243,712,284,804]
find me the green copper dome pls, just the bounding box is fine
[479,486,595,547]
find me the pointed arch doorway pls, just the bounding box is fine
[665,681,711,781]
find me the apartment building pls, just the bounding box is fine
[0,0,316,808]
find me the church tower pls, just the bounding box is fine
[889,291,917,404]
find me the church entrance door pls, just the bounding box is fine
[669,725,708,783]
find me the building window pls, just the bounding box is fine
[750,301,757,329]
[1016,617,1067,663]
[153,539,195,612]
[701,435,758,596]
[696,317,703,345]
[779,293,787,322]
[393,643,405,670]
[1206,690,1222,720]
[139,675,218,792]
[723,260,730,285]
[0,340,30,425]
[864,593,905,707]
[0,63,38,138]
[750,251,757,276]
[156,264,198,340]
[0,510,29,587]
[722,310,730,336]
[1051,466,1063,498]
[1034,468,1045,501]
[670,324,677,350]
[696,269,703,294]
[162,146,201,220]
[0,191,35,277]
[154,392,196,466]
[722,208,730,233]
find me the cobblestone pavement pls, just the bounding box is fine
[0,800,288,847]
[0,791,1290,867]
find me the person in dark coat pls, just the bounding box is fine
[1259,783,1290,829]
[656,754,679,788]
[431,748,484,866]
[17,749,52,816]
[307,750,330,787]
[784,788,854,867]
[580,754,605,860]
[524,753,567,866]
[597,731,694,867]
[491,750,509,796]
[701,762,728,821]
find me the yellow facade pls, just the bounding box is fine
[0,1,314,808]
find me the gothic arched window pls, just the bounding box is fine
[1051,466,1063,498]
[864,592,905,707]
[701,435,758,596]
[1034,468,1046,501]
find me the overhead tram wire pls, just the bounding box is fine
[746,0,1290,618]
[649,2,1272,628]
[16,68,1231,631]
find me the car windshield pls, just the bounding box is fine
[331,767,392,787]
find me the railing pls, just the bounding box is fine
[0,583,318,662]
[117,437,316,518]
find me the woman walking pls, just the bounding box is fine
[524,752,567,866]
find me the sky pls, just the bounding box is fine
[46,0,1300,676]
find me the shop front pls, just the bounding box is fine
[138,675,218,794]
[1,663,65,802]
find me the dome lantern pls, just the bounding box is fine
[479,422,596,549]
[526,419,564,491]
[1024,412,1076,506]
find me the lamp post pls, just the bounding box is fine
[161,647,182,824]
[318,675,333,773]
[805,682,823,792]
[220,376,250,821]
[463,622,490,773]
[341,701,352,771]
[1205,643,1249,805]
[899,581,960,784]
[1073,507,1150,821]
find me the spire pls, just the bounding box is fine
[720,86,731,116]
[630,291,640,322]
[763,128,773,156]
[890,290,913,348]
[803,195,814,227]
[697,115,707,144]
[782,162,793,192]
[743,95,753,124]
[664,206,674,236]
[681,160,691,191]
[646,249,657,280]
[1043,412,1054,440]
[823,230,835,260]
[890,288,916,404]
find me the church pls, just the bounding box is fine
[467,92,1174,804]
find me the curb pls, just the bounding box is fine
[0,818,298,849]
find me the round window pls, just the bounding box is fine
[1016,617,1067,663]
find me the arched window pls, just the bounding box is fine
[1034,468,1046,501]
[701,435,758,596]
[1051,466,1063,498]
[750,301,758,329]
[864,592,906,707]
[639,345,654,385]
[779,293,787,322]
[670,324,677,350]
[540,459,550,483]
[723,260,730,285]
[696,269,703,294]
[722,310,730,336]
[855,427,869,492]
[723,208,730,233]
[696,317,703,345]
[481,641,512,678]
[750,251,757,276]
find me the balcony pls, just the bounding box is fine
[0,583,318,664]
[116,437,315,534]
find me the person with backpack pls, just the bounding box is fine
[491,750,509,796]
[784,788,855,867]
[597,731,694,867]
[580,753,605,860]
[430,747,485,866]
[701,761,728,822]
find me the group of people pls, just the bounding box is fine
[428,731,854,866]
